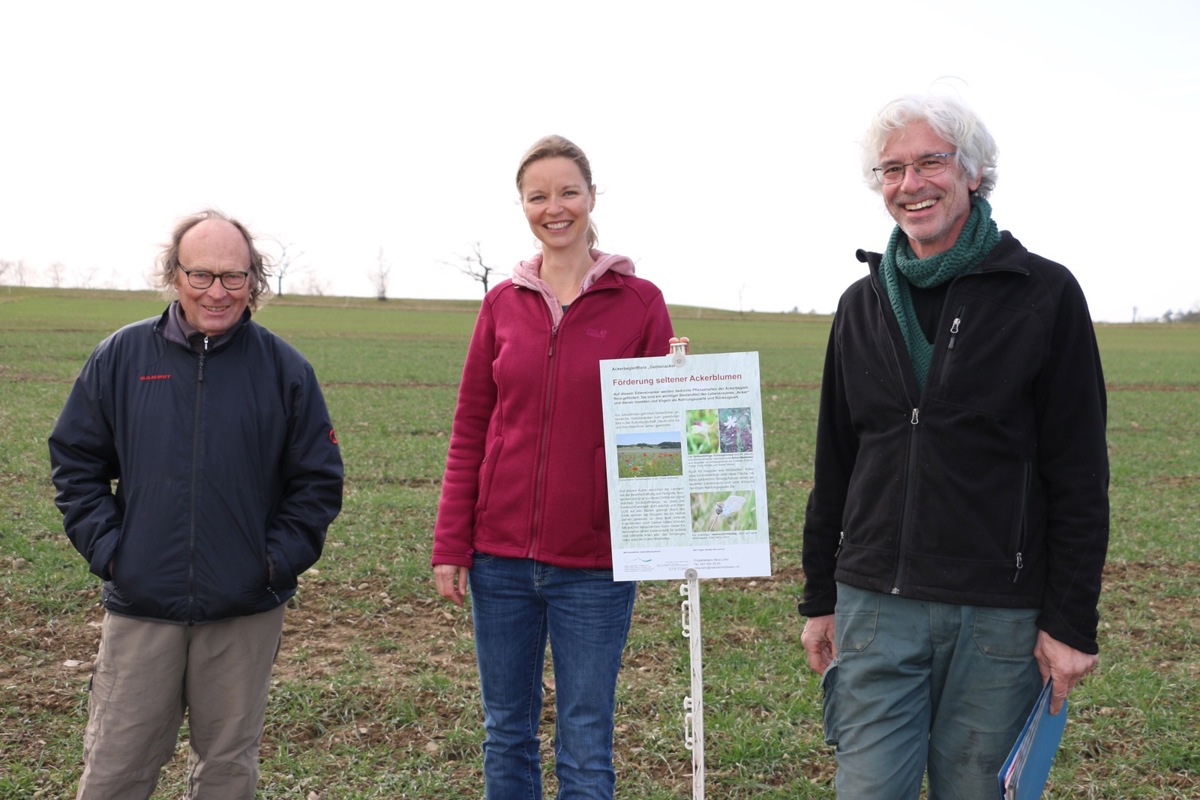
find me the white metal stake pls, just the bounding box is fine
[680,568,705,799]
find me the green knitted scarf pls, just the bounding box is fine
[878,197,1001,390]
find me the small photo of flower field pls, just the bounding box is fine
[615,431,685,479]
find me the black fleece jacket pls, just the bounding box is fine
[799,232,1109,654]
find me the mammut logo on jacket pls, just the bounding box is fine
[139,374,171,381]
[586,328,608,339]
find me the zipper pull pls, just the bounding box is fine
[948,316,961,350]
[911,408,919,425]
[198,337,209,384]
[833,531,844,558]
[1012,551,1024,583]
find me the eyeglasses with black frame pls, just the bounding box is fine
[178,265,251,291]
[872,152,957,185]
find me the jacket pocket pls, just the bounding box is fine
[476,436,505,515]
[1010,461,1033,584]
[937,304,966,389]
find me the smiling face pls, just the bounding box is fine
[174,218,252,336]
[880,121,982,259]
[519,156,596,255]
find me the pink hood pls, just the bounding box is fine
[511,250,636,330]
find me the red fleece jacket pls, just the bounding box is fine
[433,253,674,569]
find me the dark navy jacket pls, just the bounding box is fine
[799,233,1109,654]
[49,304,344,624]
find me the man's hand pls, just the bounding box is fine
[1034,629,1098,715]
[433,564,469,607]
[801,614,837,674]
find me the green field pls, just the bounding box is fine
[1,287,1197,798]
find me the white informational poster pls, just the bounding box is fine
[600,351,771,581]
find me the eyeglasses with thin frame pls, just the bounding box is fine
[178,265,251,291]
[872,152,957,185]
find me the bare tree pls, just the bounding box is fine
[369,247,391,301]
[78,265,100,289]
[47,261,67,288]
[441,241,504,294]
[300,272,331,297]
[0,259,29,294]
[271,241,306,297]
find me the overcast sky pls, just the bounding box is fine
[2,0,1198,322]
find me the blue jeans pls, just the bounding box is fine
[822,584,1043,799]
[469,554,636,800]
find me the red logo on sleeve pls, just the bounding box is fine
[329,428,339,445]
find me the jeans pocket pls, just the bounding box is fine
[835,609,879,654]
[821,660,840,746]
[972,609,1039,658]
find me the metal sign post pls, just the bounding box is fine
[680,567,705,799]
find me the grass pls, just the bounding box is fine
[1,287,1198,798]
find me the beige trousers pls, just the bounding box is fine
[75,604,286,800]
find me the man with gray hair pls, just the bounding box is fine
[799,95,1109,797]
[49,210,344,798]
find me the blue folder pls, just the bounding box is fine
[998,680,1068,798]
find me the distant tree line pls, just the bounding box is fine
[1160,308,1200,323]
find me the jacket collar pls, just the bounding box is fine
[858,230,1030,283]
[156,301,251,352]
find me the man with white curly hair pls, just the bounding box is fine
[798,94,1109,798]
